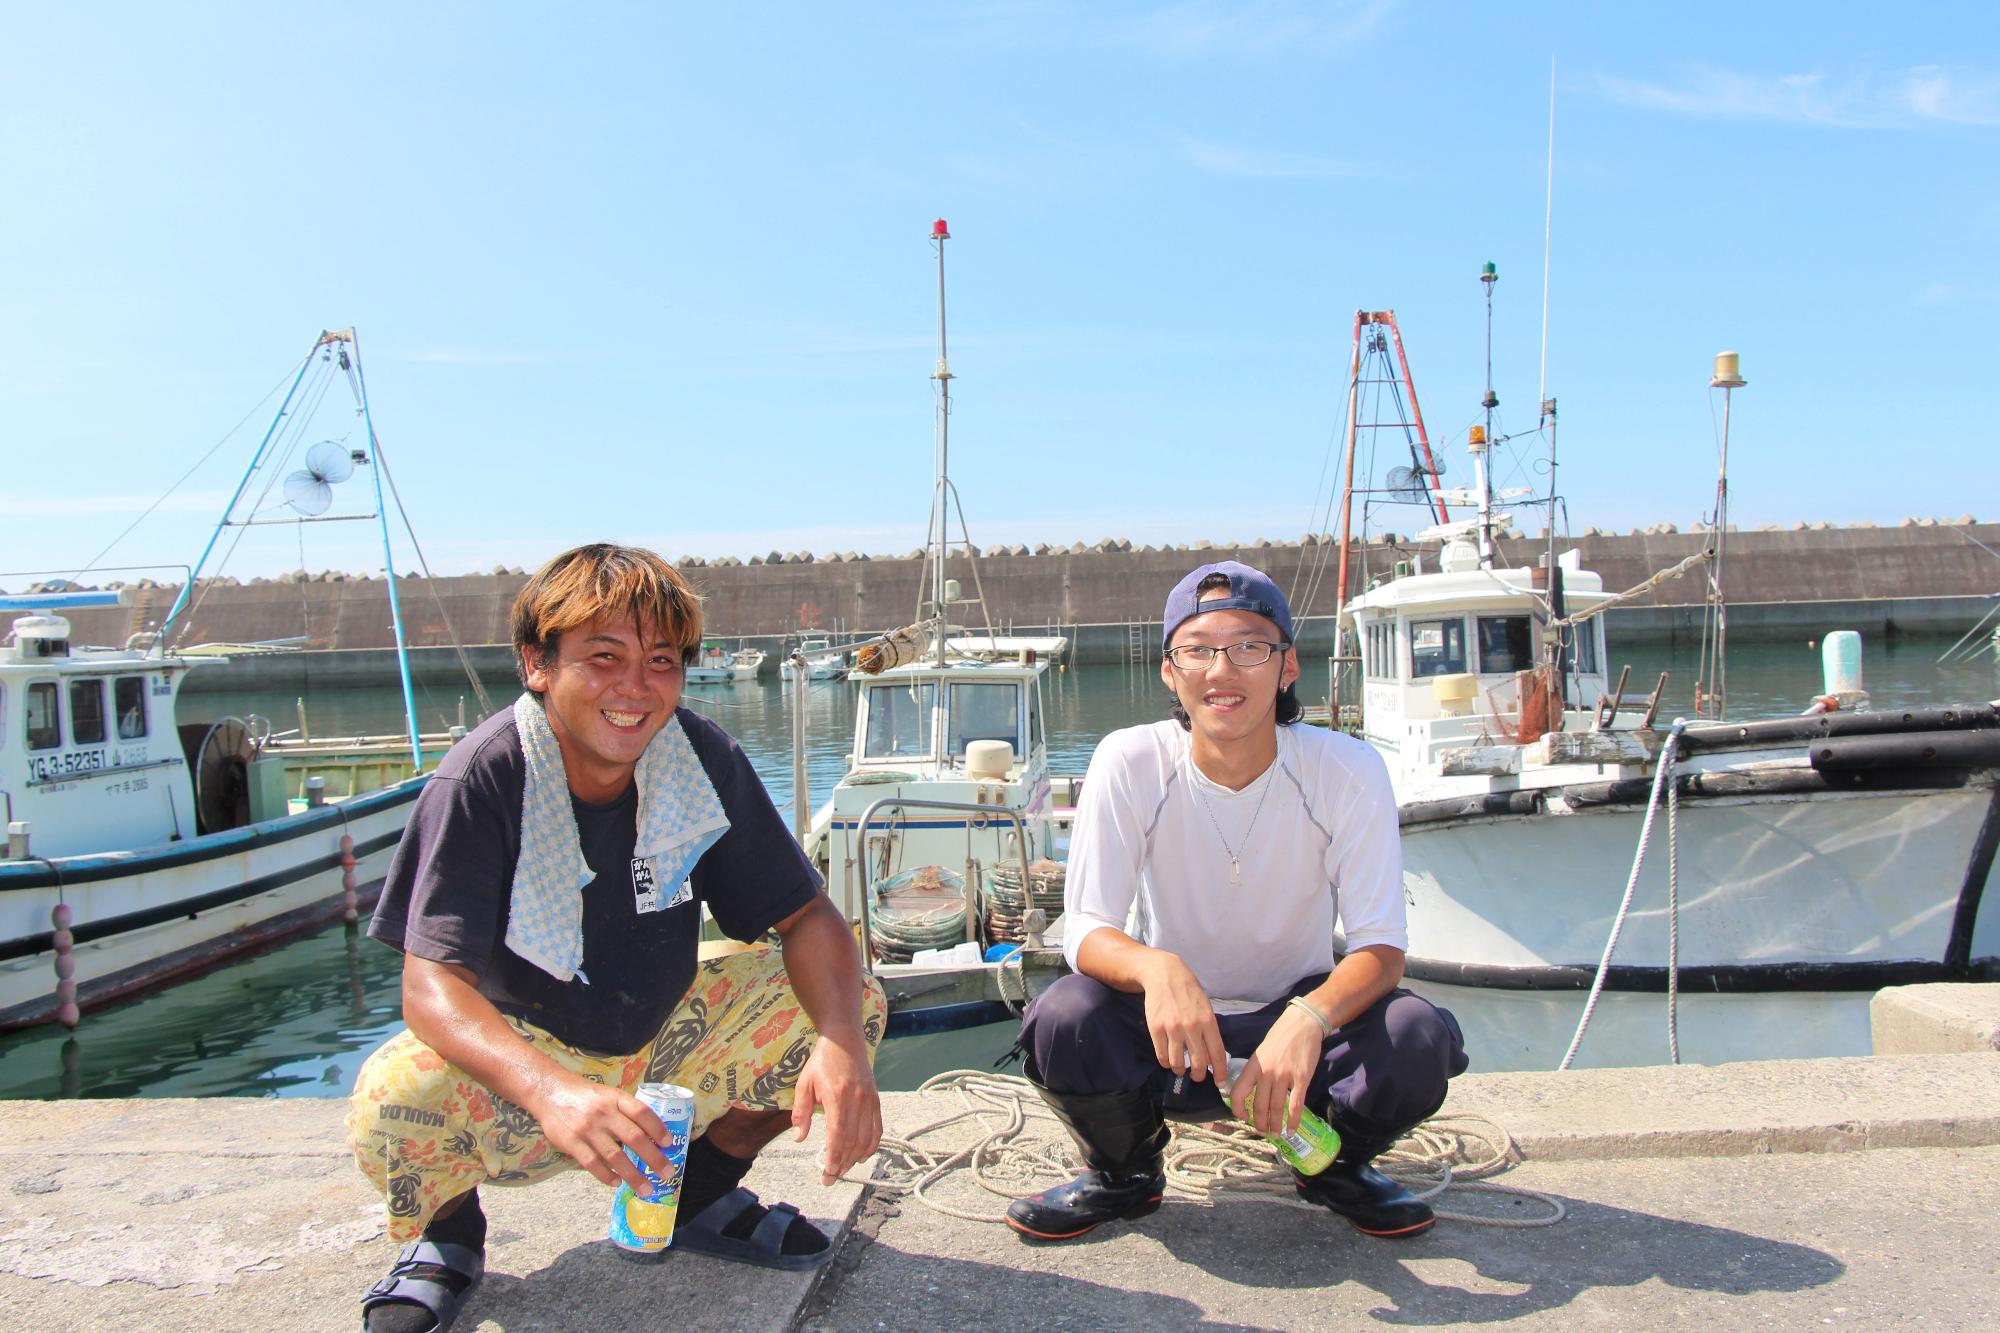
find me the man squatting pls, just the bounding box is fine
[1008,561,1469,1242]
[346,544,884,1333]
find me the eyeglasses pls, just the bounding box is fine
[1164,640,1291,671]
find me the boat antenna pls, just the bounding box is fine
[1540,58,1565,675]
[1539,55,1556,412]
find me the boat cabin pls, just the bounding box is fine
[1340,544,1614,772]
[817,656,1055,921]
[0,614,199,860]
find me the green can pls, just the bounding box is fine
[1229,1058,1342,1176]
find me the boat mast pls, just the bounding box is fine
[340,329,425,773]
[929,219,953,666]
[1700,351,1746,719]
[1473,263,1500,568]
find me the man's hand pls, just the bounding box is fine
[527,1073,670,1193]
[1139,952,1228,1083]
[790,1032,882,1185]
[1229,1004,1323,1136]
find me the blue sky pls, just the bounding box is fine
[3,3,1995,582]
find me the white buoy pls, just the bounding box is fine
[1814,630,1869,712]
[1822,630,1864,695]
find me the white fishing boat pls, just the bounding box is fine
[683,640,734,685]
[0,329,484,1030]
[779,638,847,682]
[793,222,1069,1035]
[728,646,766,682]
[1318,289,2000,1070]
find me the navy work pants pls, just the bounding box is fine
[1020,972,1468,1137]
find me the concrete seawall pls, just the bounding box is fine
[30,521,2000,672]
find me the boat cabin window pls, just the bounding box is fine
[69,678,106,745]
[1476,615,1534,675]
[1364,621,1395,681]
[947,681,1021,756]
[26,680,60,750]
[115,676,148,739]
[1029,680,1045,752]
[862,682,936,759]
[1408,618,1468,678]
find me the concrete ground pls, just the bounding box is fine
[2,1053,1995,1333]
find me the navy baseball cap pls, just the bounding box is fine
[1162,561,1294,647]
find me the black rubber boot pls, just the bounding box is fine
[1006,1086,1170,1244]
[1292,1112,1435,1239]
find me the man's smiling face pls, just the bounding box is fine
[522,611,685,800]
[1159,602,1299,752]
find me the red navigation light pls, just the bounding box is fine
[932,219,950,238]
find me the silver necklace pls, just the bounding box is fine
[1189,757,1275,886]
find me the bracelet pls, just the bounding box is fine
[1287,995,1334,1039]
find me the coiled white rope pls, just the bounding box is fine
[849,1070,1564,1229]
[1559,718,1688,1071]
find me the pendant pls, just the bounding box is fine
[1230,857,1241,885]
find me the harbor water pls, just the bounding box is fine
[0,638,1991,1100]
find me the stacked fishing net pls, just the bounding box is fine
[983,857,1066,944]
[869,865,969,963]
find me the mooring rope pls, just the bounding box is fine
[1560,718,1688,1070]
[848,1070,1565,1229]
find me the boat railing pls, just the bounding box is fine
[852,795,1034,968]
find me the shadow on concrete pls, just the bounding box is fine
[1150,1194,1846,1325]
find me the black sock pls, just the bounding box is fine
[424,1189,488,1251]
[679,1136,828,1257]
[364,1191,485,1333]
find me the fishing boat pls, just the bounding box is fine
[779,637,847,682]
[0,329,484,1030]
[684,641,734,685]
[1315,285,2000,1070]
[728,646,767,681]
[793,222,1069,1035]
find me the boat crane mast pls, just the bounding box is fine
[1328,310,1449,617]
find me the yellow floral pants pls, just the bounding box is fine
[346,946,887,1242]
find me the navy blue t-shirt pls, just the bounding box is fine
[368,703,820,1055]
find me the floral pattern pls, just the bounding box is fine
[347,946,887,1242]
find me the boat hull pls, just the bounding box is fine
[1395,771,2000,1069]
[0,776,425,1028]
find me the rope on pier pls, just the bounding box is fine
[850,1070,1564,1229]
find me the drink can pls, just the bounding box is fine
[607,1082,695,1254]
[1227,1057,1342,1177]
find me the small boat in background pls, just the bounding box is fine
[793,222,1070,1036]
[729,646,766,681]
[684,640,734,685]
[0,328,485,1030]
[779,637,847,681]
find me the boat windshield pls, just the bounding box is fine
[863,682,937,759]
[1476,615,1533,674]
[947,681,1021,756]
[1409,618,1468,678]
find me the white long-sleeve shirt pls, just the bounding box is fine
[1061,720,1407,1012]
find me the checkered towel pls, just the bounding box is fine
[505,692,731,983]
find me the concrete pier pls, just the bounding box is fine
[2,1051,1995,1331]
